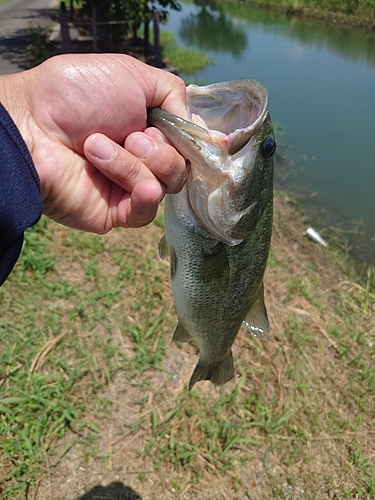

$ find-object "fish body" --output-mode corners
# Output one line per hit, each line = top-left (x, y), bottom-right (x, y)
(148, 79), (275, 389)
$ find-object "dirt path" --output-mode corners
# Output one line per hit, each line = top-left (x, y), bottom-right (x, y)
(0, 0), (57, 74)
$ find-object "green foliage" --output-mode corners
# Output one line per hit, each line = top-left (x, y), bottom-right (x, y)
(26, 25), (50, 68)
(80, 0), (181, 25)
(342, 447), (375, 497)
(239, 0), (375, 24)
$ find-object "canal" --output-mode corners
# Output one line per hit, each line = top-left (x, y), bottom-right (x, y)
(164, 1), (375, 264)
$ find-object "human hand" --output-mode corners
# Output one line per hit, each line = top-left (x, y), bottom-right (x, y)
(0, 54), (187, 232)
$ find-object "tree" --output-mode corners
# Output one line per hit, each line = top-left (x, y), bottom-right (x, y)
(143, 0), (181, 49)
(79, 0), (180, 53)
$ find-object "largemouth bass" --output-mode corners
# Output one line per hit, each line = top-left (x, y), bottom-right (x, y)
(148, 79), (275, 390)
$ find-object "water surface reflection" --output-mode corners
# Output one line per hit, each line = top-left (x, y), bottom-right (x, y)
(165, 0), (375, 264)
(179, 2), (248, 57)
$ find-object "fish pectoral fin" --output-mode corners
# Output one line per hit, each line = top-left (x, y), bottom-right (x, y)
(158, 234), (169, 259)
(172, 321), (193, 343)
(158, 235), (177, 279)
(243, 282), (270, 339)
(189, 351), (234, 390)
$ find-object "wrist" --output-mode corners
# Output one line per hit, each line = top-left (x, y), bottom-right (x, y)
(0, 71), (36, 156)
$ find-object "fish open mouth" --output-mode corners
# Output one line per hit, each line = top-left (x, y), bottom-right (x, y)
(148, 79), (269, 161)
(186, 79), (269, 138)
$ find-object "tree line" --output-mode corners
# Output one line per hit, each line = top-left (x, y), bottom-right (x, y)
(73, 0), (180, 50)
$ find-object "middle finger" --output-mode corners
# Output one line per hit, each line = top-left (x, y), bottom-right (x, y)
(125, 128), (187, 194)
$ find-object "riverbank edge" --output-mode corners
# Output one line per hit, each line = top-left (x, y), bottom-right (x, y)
(221, 0), (375, 31)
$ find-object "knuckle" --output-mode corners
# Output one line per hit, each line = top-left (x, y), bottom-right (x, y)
(125, 156), (142, 184)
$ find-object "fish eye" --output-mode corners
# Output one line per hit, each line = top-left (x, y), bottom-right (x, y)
(261, 135), (276, 159)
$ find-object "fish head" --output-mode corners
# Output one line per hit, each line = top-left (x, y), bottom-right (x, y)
(147, 79), (275, 245)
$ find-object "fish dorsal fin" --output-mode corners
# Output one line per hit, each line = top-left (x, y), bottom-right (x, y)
(158, 235), (177, 279)
(172, 321), (192, 343)
(243, 282), (270, 339)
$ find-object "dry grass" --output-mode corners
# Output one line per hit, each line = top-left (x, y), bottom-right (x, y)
(0, 193), (374, 500)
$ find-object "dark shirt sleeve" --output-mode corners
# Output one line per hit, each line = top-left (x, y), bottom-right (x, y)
(0, 102), (42, 286)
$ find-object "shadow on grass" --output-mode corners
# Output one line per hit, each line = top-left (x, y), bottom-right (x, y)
(75, 481), (142, 500)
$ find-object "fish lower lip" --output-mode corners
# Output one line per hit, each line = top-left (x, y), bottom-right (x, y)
(147, 108), (210, 138)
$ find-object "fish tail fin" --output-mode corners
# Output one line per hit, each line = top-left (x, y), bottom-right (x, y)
(189, 351), (234, 390)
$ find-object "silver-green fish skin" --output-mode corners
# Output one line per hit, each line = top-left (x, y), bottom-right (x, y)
(148, 79), (275, 390)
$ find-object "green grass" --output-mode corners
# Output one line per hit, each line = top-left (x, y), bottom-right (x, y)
(148, 27), (214, 76)
(0, 200), (374, 499)
(0, 218), (172, 497)
(163, 46), (213, 75)
(226, 0), (375, 28)
(144, 27), (176, 46)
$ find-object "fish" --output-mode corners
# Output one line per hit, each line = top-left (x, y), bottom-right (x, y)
(147, 79), (276, 390)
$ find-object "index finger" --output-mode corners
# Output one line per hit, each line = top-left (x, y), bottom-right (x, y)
(118, 55), (188, 119)
(151, 72), (188, 119)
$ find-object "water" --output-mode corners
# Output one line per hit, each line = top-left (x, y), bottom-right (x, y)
(164, 1), (375, 264)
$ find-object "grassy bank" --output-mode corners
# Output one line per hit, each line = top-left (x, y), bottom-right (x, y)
(232, 0), (375, 29)
(148, 27), (214, 76)
(0, 191), (374, 499)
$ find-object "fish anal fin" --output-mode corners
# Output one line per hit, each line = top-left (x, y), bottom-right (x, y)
(243, 282), (270, 339)
(172, 321), (192, 343)
(189, 351), (234, 390)
(158, 235), (177, 279)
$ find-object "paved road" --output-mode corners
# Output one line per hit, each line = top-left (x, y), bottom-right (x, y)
(0, 0), (58, 74)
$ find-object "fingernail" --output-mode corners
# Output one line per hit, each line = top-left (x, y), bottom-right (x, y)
(89, 135), (115, 160)
(127, 133), (153, 158)
(150, 189), (164, 206)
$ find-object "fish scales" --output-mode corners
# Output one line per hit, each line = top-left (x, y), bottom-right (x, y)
(148, 79), (275, 390)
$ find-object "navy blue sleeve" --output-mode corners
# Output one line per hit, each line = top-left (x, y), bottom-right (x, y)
(0, 103), (42, 286)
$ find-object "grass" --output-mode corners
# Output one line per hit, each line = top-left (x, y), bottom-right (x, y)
(231, 0), (375, 28)
(143, 27), (176, 47)
(148, 27), (214, 76)
(0, 219), (173, 498)
(163, 45), (213, 75)
(0, 192), (374, 499)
